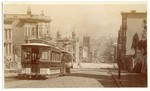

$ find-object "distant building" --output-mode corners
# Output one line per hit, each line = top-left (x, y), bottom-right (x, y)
(55, 31), (79, 63)
(79, 35), (91, 62)
(93, 50), (98, 62)
(82, 46), (89, 61)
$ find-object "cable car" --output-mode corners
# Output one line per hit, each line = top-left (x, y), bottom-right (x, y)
(18, 42), (62, 78)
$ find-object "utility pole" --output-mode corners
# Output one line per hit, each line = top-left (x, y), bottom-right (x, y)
(117, 30), (121, 79)
(118, 47), (121, 79)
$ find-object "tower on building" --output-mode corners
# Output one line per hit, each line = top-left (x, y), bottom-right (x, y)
(83, 35), (90, 48)
(83, 35), (91, 62)
(72, 28), (76, 39)
(56, 31), (61, 39)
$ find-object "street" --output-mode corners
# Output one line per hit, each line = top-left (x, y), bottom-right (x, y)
(5, 63), (119, 88)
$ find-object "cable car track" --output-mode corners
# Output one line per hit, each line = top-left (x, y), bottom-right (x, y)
(107, 63), (122, 87)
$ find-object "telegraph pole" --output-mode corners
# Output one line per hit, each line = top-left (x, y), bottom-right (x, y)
(117, 30), (121, 79)
(118, 47), (121, 79)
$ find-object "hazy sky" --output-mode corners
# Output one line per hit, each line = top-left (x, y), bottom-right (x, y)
(3, 2), (147, 39)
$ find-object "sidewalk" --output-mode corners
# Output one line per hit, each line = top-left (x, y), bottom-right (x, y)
(111, 69), (147, 87)
(4, 73), (18, 78)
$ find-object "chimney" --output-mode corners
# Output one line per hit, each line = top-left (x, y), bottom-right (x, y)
(131, 10), (136, 13)
(41, 11), (44, 16)
(27, 7), (31, 15)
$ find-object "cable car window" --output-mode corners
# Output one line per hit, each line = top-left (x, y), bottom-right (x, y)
(58, 54), (59, 61)
(58, 55), (60, 61)
(51, 53), (53, 61)
(54, 53), (56, 61)
(41, 51), (49, 60)
(54, 53), (55, 61)
(32, 53), (37, 60)
(56, 53), (57, 61)
(23, 51), (30, 60)
(55, 53), (57, 61)
(32, 53), (34, 60)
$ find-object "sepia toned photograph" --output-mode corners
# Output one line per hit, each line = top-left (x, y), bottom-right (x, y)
(3, 2), (147, 88)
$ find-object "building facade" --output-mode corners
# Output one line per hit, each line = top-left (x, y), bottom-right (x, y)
(4, 8), (52, 69)
(4, 19), (14, 69)
(118, 10), (147, 70)
(4, 8), (51, 55)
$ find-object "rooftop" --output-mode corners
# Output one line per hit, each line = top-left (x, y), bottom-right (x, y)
(121, 10), (147, 19)
(4, 14), (51, 22)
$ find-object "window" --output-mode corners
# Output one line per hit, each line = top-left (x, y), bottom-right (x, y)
(9, 43), (11, 54)
(41, 51), (49, 60)
(43, 26), (45, 35)
(55, 53), (56, 61)
(59, 54), (61, 61)
(5, 29), (7, 40)
(46, 24), (50, 35)
(51, 52), (57, 62)
(54, 53), (55, 61)
(6, 44), (8, 54)
(39, 26), (42, 36)
(53, 53), (54, 61)
(9, 29), (11, 40)
(32, 27), (34, 36)
(55, 53), (57, 61)
(52, 53), (54, 61)
(57, 54), (59, 61)
(26, 27), (28, 37)
(32, 53), (38, 60)
(52, 53), (60, 62)
(28, 27), (30, 37)
(23, 51), (31, 60)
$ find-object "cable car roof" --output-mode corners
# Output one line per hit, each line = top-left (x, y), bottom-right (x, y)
(21, 43), (51, 47)
(21, 43), (62, 53)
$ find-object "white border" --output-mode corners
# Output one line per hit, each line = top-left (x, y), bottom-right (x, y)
(1, 0), (149, 91)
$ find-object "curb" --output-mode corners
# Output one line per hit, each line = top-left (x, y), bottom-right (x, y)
(109, 70), (122, 87)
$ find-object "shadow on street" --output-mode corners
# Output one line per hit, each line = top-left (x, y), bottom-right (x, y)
(66, 70), (119, 87)
(5, 75), (48, 82)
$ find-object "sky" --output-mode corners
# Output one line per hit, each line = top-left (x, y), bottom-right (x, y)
(3, 2), (147, 39)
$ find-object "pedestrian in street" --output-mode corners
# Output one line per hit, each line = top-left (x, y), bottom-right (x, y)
(60, 53), (66, 76)
(65, 53), (72, 74)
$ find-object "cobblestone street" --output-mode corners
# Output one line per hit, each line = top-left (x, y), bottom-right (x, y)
(5, 63), (119, 88)
(5, 63), (147, 88)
